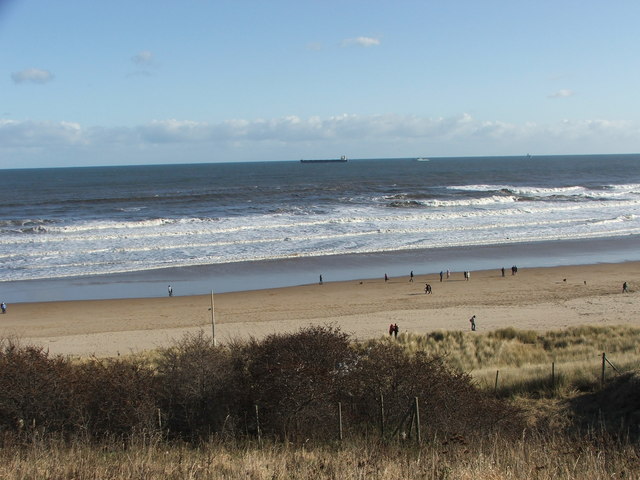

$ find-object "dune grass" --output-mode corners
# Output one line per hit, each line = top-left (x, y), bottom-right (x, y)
(1, 432), (636, 480)
(2, 325), (640, 479)
(385, 325), (640, 397)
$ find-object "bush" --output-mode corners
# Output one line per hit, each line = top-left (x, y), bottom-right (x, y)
(0, 339), (159, 441)
(0, 340), (77, 436)
(0, 326), (526, 444)
(344, 341), (523, 439)
(72, 358), (158, 439)
(155, 331), (238, 439)
(238, 325), (356, 441)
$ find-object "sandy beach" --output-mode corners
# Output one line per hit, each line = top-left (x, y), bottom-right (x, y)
(1, 262), (639, 358)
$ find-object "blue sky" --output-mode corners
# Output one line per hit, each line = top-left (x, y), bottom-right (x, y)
(2, 0), (640, 168)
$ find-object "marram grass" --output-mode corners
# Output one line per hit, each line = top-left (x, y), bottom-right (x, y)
(2, 325), (640, 479)
(1, 433), (637, 480)
(381, 325), (640, 396)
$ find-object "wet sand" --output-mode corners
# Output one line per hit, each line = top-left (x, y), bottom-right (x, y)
(1, 262), (639, 357)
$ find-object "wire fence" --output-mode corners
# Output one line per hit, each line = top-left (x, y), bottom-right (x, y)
(490, 352), (624, 395)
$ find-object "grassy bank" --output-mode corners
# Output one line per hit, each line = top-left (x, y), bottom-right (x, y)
(2, 325), (640, 479)
(1, 433), (637, 479)
(389, 325), (640, 397)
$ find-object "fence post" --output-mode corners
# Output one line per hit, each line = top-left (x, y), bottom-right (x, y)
(494, 370), (499, 394)
(338, 402), (343, 441)
(380, 393), (385, 438)
(255, 404), (262, 445)
(414, 397), (421, 445)
(601, 352), (606, 388)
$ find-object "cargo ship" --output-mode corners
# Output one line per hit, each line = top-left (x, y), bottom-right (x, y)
(300, 155), (347, 163)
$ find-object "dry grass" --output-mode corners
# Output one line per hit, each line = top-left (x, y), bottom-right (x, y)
(3, 325), (640, 479)
(0, 433), (637, 480)
(387, 325), (640, 397)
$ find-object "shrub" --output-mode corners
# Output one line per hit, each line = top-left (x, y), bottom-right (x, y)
(0, 340), (77, 436)
(344, 341), (524, 439)
(71, 358), (158, 439)
(155, 331), (237, 439)
(238, 325), (356, 441)
(0, 326), (527, 444)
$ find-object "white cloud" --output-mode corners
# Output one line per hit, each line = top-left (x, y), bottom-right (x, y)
(2, 114), (635, 148)
(1, 114), (639, 167)
(11, 68), (54, 84)
(132, 50), (154, 65)
(128, 51), (158, 79)
(341, 36), (380, 47)
(548, 89), (574, 98)
(0, 119), (84, 146)
(137, 119), (211, 143)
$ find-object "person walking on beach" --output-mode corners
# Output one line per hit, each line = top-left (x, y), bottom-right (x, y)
(623, 282), (628, 293)
(168, 285), (173, 297)
(393, 323), (399, 338)
(501, 267), (505, 277)
(319, 275), (323, 285)
(446, 269), (450, 280)
(440, 271), (443, 282)
(389, 323), (394, 336)
(469, 315), (476, 331)
(1, 302), (6, 314)
(410, 271), (414, 282)
(385, 273), (389, 282)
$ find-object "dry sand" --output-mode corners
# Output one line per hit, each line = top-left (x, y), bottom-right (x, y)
(1, 262), (639, 358)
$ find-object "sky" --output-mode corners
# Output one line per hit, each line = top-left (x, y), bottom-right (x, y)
(1, 0), (640, 169)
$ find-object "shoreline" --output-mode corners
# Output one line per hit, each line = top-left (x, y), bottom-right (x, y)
(2, 235), (640, 304)
(1, 261), (639, 358)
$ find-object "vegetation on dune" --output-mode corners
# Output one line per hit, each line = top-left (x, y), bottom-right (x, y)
(388, 325), (640, 398)
(1, 434), (639, 480)
(1, 324), (640, 479)
(0, 327), (523, 443)
(390, 325), (640, 371)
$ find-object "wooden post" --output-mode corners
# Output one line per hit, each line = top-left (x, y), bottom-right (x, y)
(338, 402), (343, 441)
(601, 352), (606, 388)
(494, 370), (499, 394)
(380, 393), (385, 438)
(210, 290), (216, 347)
(414, 397), (421, 445)
(389, 402), (414, 440)
(255, 404), (261, 445)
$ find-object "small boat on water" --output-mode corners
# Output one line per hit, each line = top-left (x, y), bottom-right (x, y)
(300, 155), (347, 163)
(416, 157), (430, 162)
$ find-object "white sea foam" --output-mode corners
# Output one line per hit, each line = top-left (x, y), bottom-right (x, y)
(425, 195), (519, 207)
(448, 183), (640, 200)
(4, 197), (640, 282)
(3, 158), (640, 282)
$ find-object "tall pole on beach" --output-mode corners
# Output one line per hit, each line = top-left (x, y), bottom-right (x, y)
(211, 290), (216, 347)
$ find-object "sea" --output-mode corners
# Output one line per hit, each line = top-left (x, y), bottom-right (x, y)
(2, 154), (640, 302)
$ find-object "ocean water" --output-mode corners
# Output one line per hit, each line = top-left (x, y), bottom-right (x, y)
(2, 154), (640, 300)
